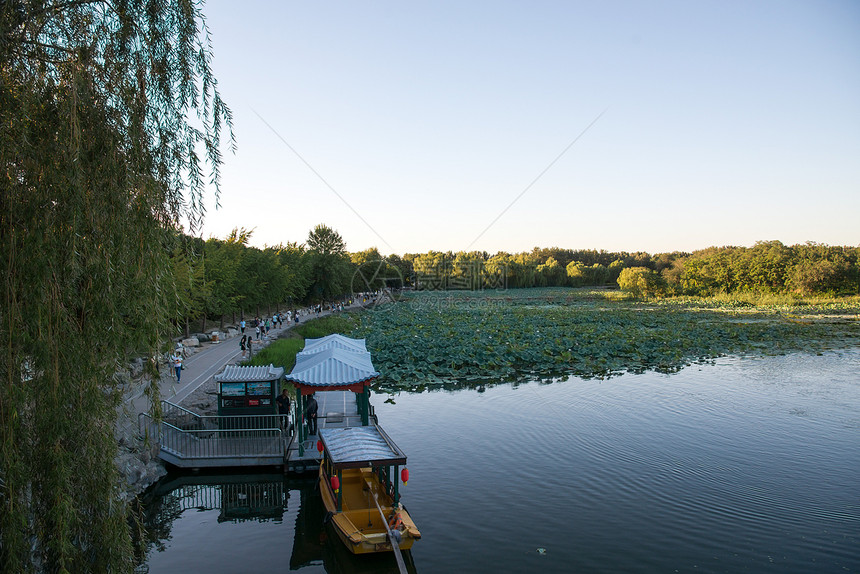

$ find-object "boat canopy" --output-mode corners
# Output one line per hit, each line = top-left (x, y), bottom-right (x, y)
(215, 364), (284, 382)
(286, 335), (379, 393)
(319, 426), (406, 470)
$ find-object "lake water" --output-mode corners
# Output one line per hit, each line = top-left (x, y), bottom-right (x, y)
(138, 350), (860, 573)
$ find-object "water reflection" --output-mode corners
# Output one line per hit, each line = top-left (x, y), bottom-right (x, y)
(138, 352), (860, 573)
(138, 472), (417, 574)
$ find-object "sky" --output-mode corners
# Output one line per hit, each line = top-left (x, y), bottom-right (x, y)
(196, 0), (860, 256)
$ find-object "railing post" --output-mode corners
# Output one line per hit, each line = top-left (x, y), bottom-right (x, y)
(361, 386), (370, 426)
(297, 393), (305, 456)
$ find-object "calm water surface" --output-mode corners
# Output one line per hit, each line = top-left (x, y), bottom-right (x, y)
(140, 351), (860, 573)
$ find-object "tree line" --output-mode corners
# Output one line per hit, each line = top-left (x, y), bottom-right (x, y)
(172, 225), (404, 333)
(178, 237), (859, 334)
(383, 242), (857, 297)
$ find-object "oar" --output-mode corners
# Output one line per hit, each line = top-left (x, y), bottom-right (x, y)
(370, 488), (407, 574)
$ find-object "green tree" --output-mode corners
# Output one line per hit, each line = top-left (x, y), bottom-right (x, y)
(203, 237), (243, 326)
(607, 259), (625, 284)
(222, 228), (257, 317)
(451, 251), (485, 290)
(0, 2), (231, 571)
(385, 253), (412, 288)
(274, 242), (311, 303)
(789, 243), (858, 295)
(566, 261), (588, 286)
(172, 237), (212, 336)
(589, 263), (610, 285)
(618, 267), (665, 297)
(484, 252), (513, 289)
(306, 224), (351, 301)
(511, 252), (539, 287)
(238, 246), (271, 315)
(413, 251), (452, 290)
(352, 248), (405, 291)
(536, 257), (566, 286)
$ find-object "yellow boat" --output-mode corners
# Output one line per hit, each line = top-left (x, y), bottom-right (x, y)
(318, 426), (421, 554)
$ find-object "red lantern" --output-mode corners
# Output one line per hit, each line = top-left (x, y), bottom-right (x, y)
(401, 468), (409, 486)
(330, 475), (340, 494)
(316, 440), (323, 454)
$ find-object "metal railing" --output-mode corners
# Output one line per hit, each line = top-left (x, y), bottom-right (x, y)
(139, 400), (290, 463)
(160, 400), (291, 431)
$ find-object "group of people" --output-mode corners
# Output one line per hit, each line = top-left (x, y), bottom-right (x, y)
(238, 312), (303, 341)
(238, 334), (253, 357)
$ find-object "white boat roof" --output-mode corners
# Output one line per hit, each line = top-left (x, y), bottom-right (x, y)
(214, 364), (284, 382)
(319, 426), (406, 469)
(286, 346), (379, 387)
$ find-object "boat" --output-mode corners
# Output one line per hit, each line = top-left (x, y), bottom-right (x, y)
(317, 425), (421, 554)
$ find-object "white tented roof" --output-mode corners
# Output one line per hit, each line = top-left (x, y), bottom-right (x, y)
(301, 333), (368, 355)
(215, 364), (284, 382)
(286, 342), (378, 387)
(319, 426), (406, 469)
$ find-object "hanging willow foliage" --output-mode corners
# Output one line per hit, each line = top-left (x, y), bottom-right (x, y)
(0, 1), (233, 571)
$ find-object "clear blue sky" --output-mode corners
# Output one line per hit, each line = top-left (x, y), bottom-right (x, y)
(197, 0), (860, 256)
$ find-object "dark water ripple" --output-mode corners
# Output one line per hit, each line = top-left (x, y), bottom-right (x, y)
(143, 350), (860, 574)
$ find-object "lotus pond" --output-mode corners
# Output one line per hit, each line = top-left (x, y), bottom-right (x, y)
(348, 288), (860, 391)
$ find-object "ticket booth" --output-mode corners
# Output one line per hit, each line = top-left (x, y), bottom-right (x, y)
(215, 364), (285, 418)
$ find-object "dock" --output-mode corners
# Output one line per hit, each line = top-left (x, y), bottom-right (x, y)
(139, 401), (290, 468)
(285, 390), (376, 474)
(140, 390), (375, 472)
(141, 334), (380, 473)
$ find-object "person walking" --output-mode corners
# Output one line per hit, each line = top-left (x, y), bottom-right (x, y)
(240, 319), (246, 334)
(239, 335), (247, 358)
(304, 393), (318, 435)
(171, 351), (183, 382)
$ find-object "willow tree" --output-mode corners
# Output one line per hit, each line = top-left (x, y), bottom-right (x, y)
(1, 2), (232, 572)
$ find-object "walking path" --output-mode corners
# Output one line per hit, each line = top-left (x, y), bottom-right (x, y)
(119, 303), (367, 438)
